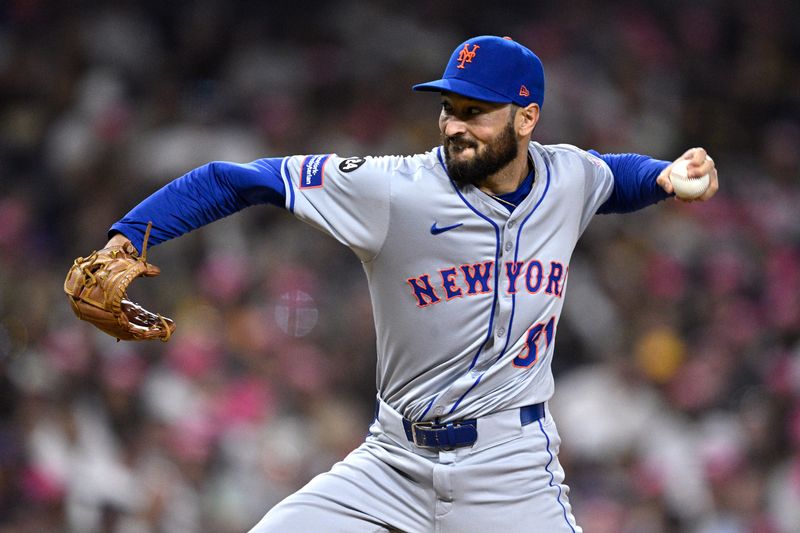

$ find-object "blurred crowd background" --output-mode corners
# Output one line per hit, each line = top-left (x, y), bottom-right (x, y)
(1, 0), (799, 531)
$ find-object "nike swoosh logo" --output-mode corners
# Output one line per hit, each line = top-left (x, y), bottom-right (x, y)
(430, 222), (463, 235)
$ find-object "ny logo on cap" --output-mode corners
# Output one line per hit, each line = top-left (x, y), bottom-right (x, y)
(456, 44), (480, 69)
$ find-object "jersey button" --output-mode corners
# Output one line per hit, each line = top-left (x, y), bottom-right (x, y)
(496, 328), (506, 337)
(504, 242), (513, 252)
(508, 220), (515, 229)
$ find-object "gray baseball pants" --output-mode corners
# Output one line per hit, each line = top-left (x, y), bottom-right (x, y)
(250, 398), (581, 532)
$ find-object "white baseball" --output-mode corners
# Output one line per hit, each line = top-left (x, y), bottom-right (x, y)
(669, 158), (709, 200)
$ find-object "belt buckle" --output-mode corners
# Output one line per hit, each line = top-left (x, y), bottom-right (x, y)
(410, 421), (437, 449)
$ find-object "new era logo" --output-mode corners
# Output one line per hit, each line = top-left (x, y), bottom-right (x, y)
(519, 85), (530, 97)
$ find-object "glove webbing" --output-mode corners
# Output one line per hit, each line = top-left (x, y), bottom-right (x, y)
(127, 221), (173, 342)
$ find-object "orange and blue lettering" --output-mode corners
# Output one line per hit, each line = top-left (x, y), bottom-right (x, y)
(525, 260), (544, 293)
(545, 261), (564, 296)
(407, 275), (441, 308)
(460, 261), (493, 295)
(505, 261), (524, 294)
(513, 316), (556, 368)
(439, 267), (463, 300)
(405, 258), (568, 309)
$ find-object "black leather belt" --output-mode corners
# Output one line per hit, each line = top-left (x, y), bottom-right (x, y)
(401, 403), (545, 450)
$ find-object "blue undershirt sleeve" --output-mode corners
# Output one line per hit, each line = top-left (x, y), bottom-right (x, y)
(109, 158), (286, 253)
(591, 151), (672, 214)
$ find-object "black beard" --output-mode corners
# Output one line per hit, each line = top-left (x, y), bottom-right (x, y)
(443, 121), (518, 187)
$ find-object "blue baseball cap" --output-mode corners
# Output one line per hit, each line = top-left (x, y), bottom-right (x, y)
(413, 35), (545, 107)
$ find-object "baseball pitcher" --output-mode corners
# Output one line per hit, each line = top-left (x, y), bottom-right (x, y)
(65, 36), (718, 532)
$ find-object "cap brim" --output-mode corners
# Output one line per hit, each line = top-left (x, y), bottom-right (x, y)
(412, 78), (512, 104)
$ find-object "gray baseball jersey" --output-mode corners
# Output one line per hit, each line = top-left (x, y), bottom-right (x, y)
(280, 142), (611, 422)
(249, 141), (610, 532)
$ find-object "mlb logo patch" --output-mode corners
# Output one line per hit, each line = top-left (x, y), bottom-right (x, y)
(299, 154), (331, 189)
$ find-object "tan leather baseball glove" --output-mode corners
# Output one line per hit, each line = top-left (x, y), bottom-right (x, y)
(64, 223), (175, 341)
